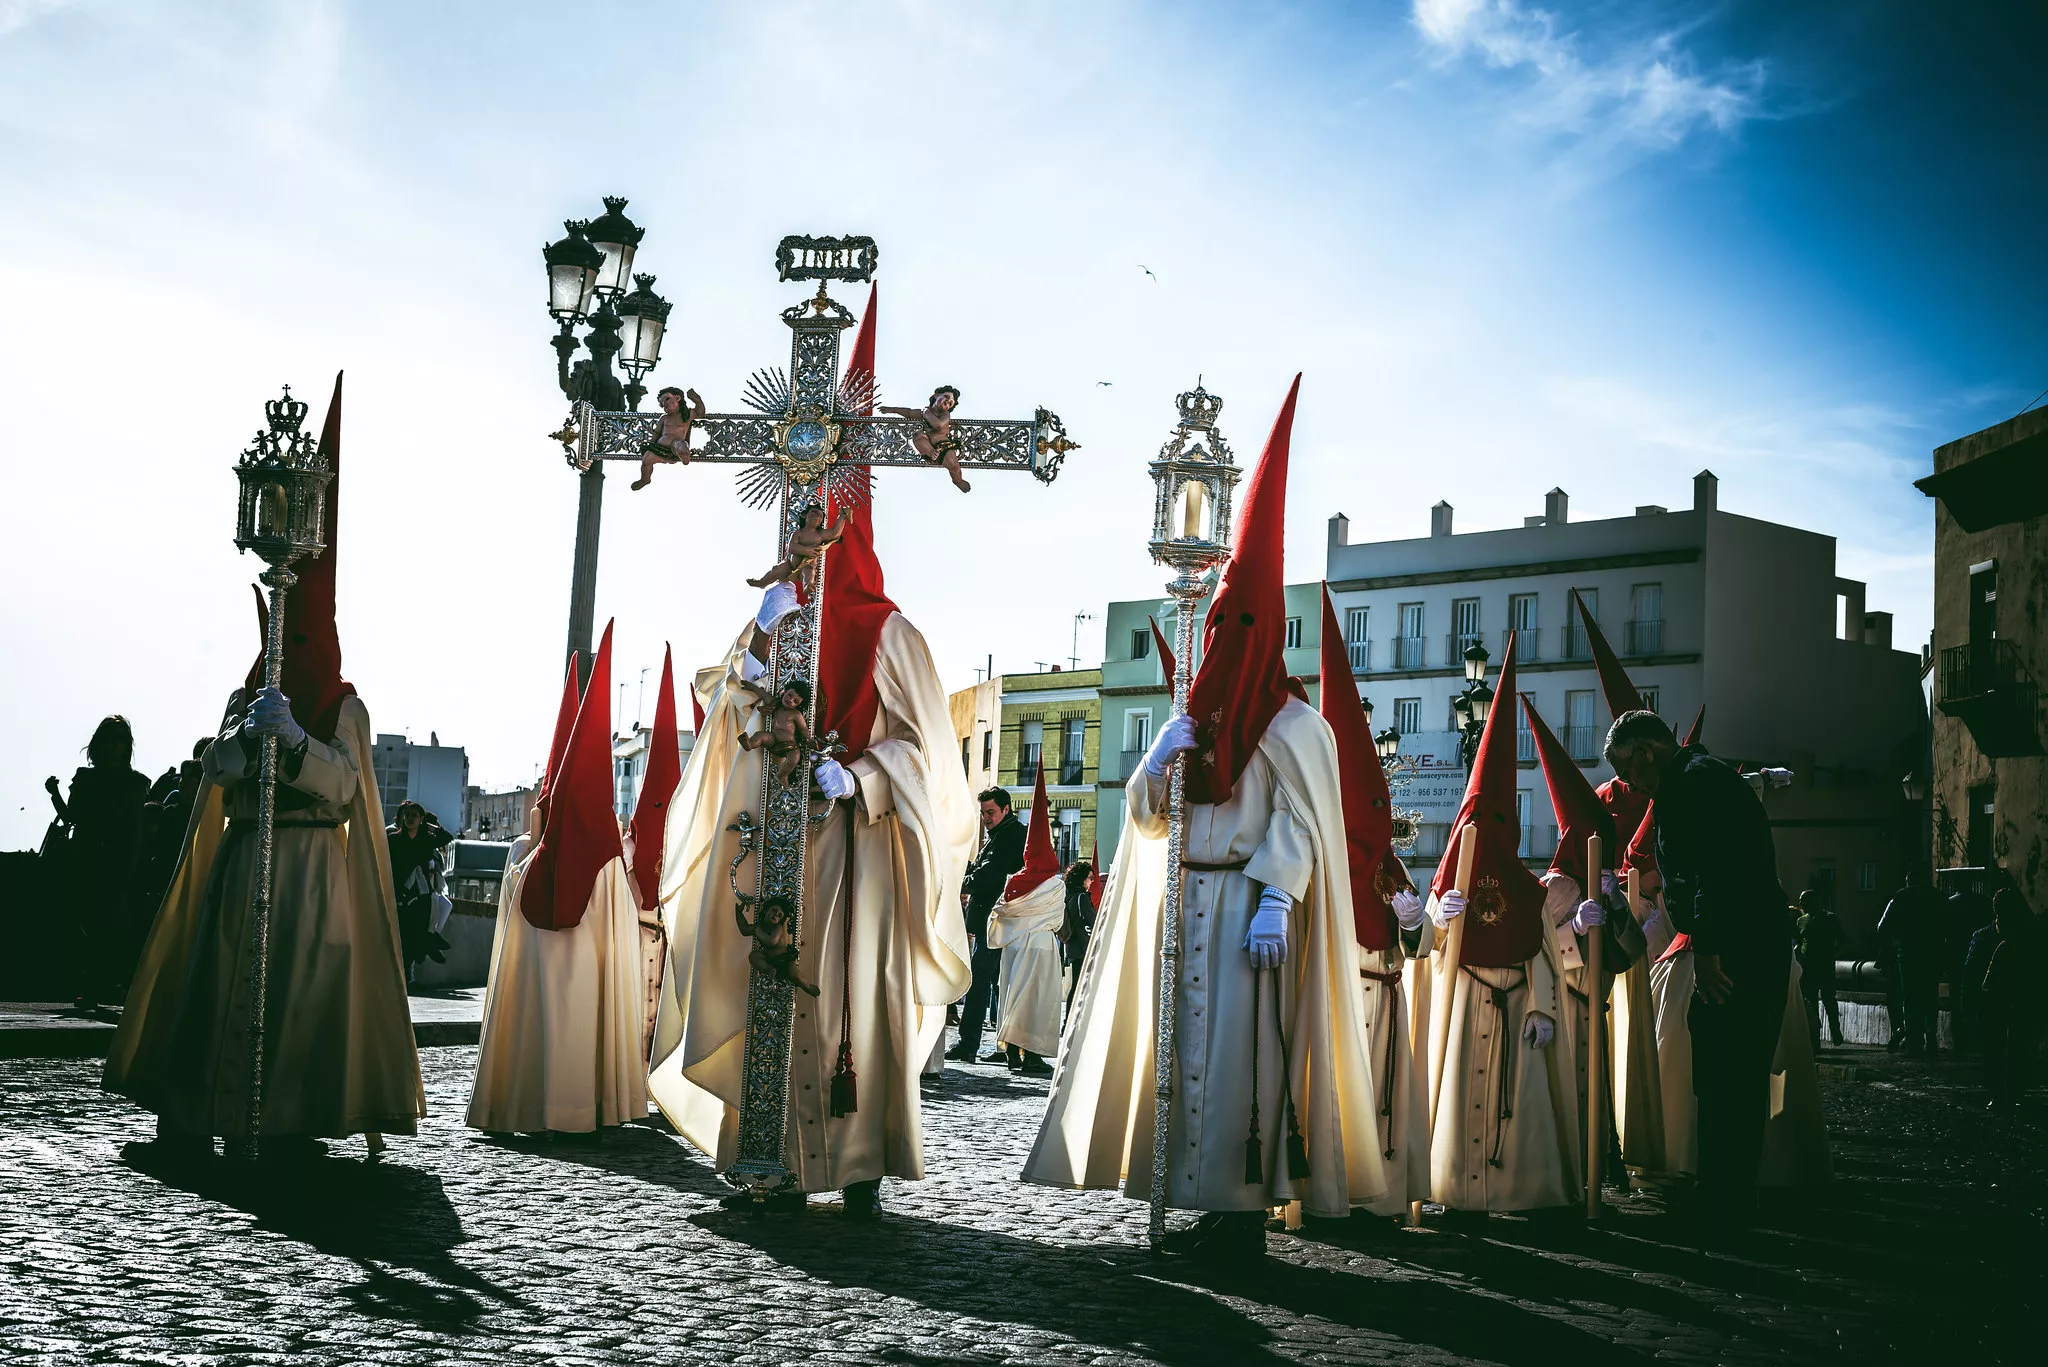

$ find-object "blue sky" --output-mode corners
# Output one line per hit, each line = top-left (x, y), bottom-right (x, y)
(1, 0), (2041, 844)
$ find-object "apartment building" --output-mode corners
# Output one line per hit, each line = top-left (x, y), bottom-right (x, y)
(1326, 471), (1927, 948)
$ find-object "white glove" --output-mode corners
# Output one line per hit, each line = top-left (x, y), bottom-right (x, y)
(1244, 884), (1290, 969)
(1571, 898), (1607, 936)
(1431, 889), (1466, 929)
(1391, 889), (1426, 931)
(1522, 1012), (1556, 1049)
(755, 582), (801, 633)
(814, 757), (855, 801)
(244, 685), (306, 748)
(1142, 714), (1199, 780)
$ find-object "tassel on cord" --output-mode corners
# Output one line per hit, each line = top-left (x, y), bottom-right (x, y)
(1245, 969), (1266, 1184)
(829, 806), (859, 1118)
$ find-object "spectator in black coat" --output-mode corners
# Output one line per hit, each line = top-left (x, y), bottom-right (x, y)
(946, 787), (1025, 1062)
(1606, 710), (1790, 1229)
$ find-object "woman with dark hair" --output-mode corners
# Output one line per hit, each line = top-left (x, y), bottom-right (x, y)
(1061, 860), (1096, 1015)
(44, 715), (150, 1010)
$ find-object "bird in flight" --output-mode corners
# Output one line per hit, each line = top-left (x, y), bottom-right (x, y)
(1138, 265), (1157, 281)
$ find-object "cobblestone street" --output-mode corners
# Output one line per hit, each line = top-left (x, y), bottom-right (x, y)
(1, 1043), (2037, 1366)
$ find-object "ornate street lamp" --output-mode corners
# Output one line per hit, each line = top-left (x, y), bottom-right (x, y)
(1142, 381), (1239, 1251)
(543, 197), (662, 687)
(229, 384), (333, 1161)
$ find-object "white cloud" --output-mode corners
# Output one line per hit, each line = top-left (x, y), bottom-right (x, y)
(1412, 0), (1765, 148)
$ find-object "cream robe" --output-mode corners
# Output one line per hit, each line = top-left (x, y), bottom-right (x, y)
(1359, 938), (1431, 1216)
(647, 613), (974, 1192)
(988, 874), (1065, 1059)
(1423, 885), (1581, 1212)
(1542, 873), (1664, 1174)
(1024, 697), (1386, 1219)
(466, 823), (649, 1134)
(105, 696), (424, 1138)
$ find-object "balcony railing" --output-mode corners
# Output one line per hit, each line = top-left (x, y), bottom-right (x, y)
(1559, 624), (1590, 660)
(1392, 636), (1426, 670)
(1017, 742), (1042, 784)
(1564, 725), (1602, 762)
(1623, 618), (1663, 656)
(1503, 628), (1540, 662)
(1347, 639), (1370, 670)
(1938, 640), (2044, 758)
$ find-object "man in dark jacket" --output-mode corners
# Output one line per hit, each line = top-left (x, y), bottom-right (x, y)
(946, 787), (1026, 1063)
(1607, 711), (1790, 1228)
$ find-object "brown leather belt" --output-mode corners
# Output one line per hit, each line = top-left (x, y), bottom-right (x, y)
(1182, 857), (1250, 872)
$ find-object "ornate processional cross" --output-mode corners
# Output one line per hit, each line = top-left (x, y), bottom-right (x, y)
(559, 235), (1077, 1197)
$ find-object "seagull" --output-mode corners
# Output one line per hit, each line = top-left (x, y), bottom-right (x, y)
(1138, 265), (1157, 281)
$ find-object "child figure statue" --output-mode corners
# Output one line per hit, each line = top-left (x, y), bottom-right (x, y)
(738, 676), (814, 789)
(632, 385), (706, 490)
(880, 385), (970, 493)
(748, 502), (852, 590)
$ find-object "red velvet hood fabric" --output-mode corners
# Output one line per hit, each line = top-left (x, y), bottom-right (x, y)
(1005, 759), (1060, 902)
(1184, 374), (1301, 806)
(1320, 587), (1397, 950)
(245, 374), (355, 742)
(1570, 587), (1643, 719)
(815, 284), (897, 763)
(1524, 694), (1616, 890)
(629, 645), (682, 912)
(1429, 638), (1545, 967)
(522, 620), (624, 930)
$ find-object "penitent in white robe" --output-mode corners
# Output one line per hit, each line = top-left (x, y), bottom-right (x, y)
(1423, 886), (1581, 1212)
(1024, 698), (1386, 1219)
(1542, 873), (1664, 1176)
(988, 874), (1065, 1059)
(466, 816), (649, 1134)
(106, 696), (424, 1139)
(648, 613), (974, 1193)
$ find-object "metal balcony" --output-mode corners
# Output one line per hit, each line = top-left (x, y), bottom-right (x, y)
(1623, 619), (1663, 656)
(1938, 641), (2043, 758)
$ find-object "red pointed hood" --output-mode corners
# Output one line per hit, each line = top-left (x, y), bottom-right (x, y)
(1571, 588), (1643, 718)
(1086, 836), (1105, 907)
(1523, 695), (1615, 891)
(1004, 758), (1060, 902)
(1149, 615), (1176, 685)
(816, 284), (899, 762)
(1682, 704), (1705, 748)
(1430, 637), (1545, 966)
(1320, 587), (1397, 950)
(629, 645), (682, 911)
(246, 373), (355, 742)
(522, 619), (624, 930)
(1184, 375), (1300, 806)
(1624, 801), (1659, 875)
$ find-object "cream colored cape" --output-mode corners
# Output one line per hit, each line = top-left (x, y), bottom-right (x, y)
(105, 695), (424, 1138)
(1023, 697), (1386, 1219)
(1422, 883), (1581, 1211)
(988, 873), (1066, 1059)
(466, 817), (648, 1133)
(647, 613), (974, 1190)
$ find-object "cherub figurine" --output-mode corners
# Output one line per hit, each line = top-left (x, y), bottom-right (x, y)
(735, 895), (819, 998)
(632, 385), (706, 491)
(738, 676), (813, 788)
(880, 385), (969, 492)
(748, 502), (851, 589)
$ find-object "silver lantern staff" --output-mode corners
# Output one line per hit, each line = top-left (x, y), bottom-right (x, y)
(229, 386), (334, 1161)
(1142, 383), (1240, 1250)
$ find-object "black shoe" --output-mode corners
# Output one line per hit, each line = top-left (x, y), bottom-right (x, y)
(1019, 1053), (1054, 1077)
(720, 1188), (806, 1214)
(843, 1179), (883, 1220)
(1160, 1211), (1265, 1262)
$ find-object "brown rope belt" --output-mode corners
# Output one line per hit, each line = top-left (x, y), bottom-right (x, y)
(1360, 966), (1403, 1157)
(1461, 963), (1528, 1169)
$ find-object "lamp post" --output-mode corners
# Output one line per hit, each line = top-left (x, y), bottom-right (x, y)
(1453, 640), (1494, 770)
(543, 198), (671, 687)
(1142, 382), (1239, 1250)
(229, 385), (334, 1161)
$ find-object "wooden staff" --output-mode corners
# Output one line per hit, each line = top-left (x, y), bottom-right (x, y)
(1427, 822), (1478, 1131)
(1584, 832), (1605, 1220)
